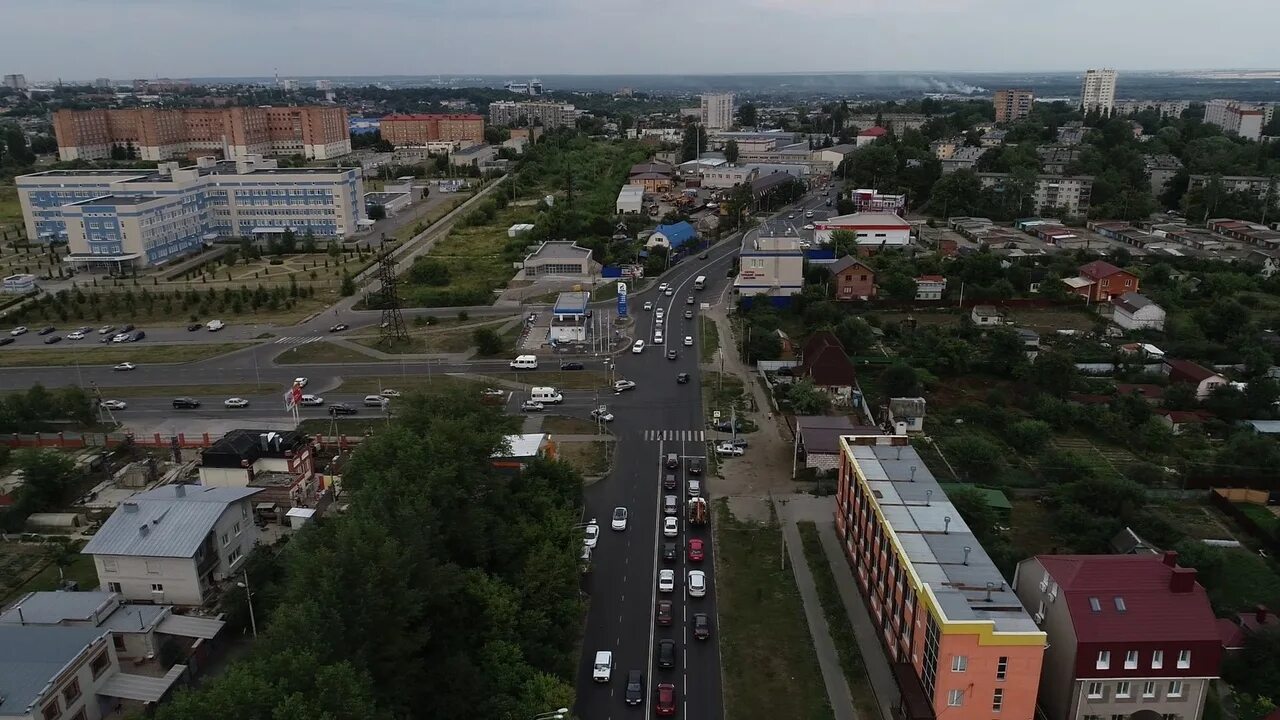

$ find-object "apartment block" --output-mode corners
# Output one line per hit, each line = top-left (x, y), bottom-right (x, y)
(994, 89), (1034, 124)
(834, 435), (1046, 720)
(3, 73), (26, 90)
(17, 155), (364, 266)
(488, 101), (577, 129)
(1114, 100), (1190, 117)
(1188, 174), (1278, 201)
(1013, 553), (1220, 720)
(1144, 155), (1184, 195)
(53, 106), (351, 162)
(379, 113), (484, 145)
(977, 173), (1094, 217)
(1203, 99), (1265, 141)
(701, 93), (735, 130)
(1081, 69), (1118, 114)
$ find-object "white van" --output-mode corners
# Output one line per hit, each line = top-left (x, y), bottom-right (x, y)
(593, 650), (613, 682)
(509, 354), (539, 369)
(206, 319), (225, 331)
(299, 394), (324, 406)
(530, 386), (563, 404)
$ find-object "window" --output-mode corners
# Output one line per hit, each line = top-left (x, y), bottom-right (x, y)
(951, 655), (968, 672)
(1116, 682), (1131, 699)
(150, 583), (164, 592)
(68, 710), (87, 720)
(228, 547), (242, 564)
(1087, 682), (1104, 699)
(62, 678), (81, 704)
(233, 521), (241, 535)
(113, 634), (126, 651)
(1152, 650), (1164, 669)
(42, 701), (60, 720)
(89, 649), (110, 678)
(996, 656), (1008, 681)
(1125, 650), (1138, 669)
(1114, 597), (1127, 612)
(144, 560), (161, 575)
(1177, 650), (1190, 669)
(1089, 597), (1101, 612)
(107, 582), (121, 593)
(1096, 650), (1111, 669)
(948, 689), (964, 707)
(221, 532), (230, 546)
(102, 558), (118, 573)
(1168, 681), (1183, 698)
(992, 688), (1004, 712)
(1143, 682), (1157, 698)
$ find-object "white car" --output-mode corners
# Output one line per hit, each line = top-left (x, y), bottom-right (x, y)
(631, 340), (645, 354)
(655, 308), (664, 320)
(658, 569), (675, 593)
(590, 406), (615, 423)
(805, 210), (815, 218)
(99, 399), (127, 411)
(113, 362), (136, 371)
(9, 326), (27, 336)
(224, 397), (250, 408)
(643, 301), (654, 311)
(521, 400), (545, 412)
(716, 442), (746, 457)
(380, 389), (401, 398)
(683, 336), (693, 346)
(300, 394), (325, 406)
(663, 516), (679, 537)
(688, 570), (707, 597)
(111, 333), (131, 343)
(611, 506), (628, 531)
(613, 379), (636, 393)
(658, 283), (669, 293)
(97, 325), (115, 335)
(664, 288), (674, 296)
(655, 317), (664, 329)
(804, 223), (815, 231)
(481, 387), (506, 398)
(293, 377), (308, 387)
(584, 520), (600, 549)
(67, 331), (85, 340)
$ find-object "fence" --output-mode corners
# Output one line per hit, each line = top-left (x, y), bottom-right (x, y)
(1209, 488), (1280, 555)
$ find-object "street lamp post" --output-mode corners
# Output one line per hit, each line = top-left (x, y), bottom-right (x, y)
(531, 709), (569, 720)
(236, 569), (258, 639)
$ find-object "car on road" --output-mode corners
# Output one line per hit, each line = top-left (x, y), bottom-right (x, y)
(653, 330), (663, 344)
(826, 199), (833, 206)
(613, 379), (636, 393)
(662, 542), (677, 562)
(328, 403), (357, 416)
(686, 295), (694, 305)
(380, 389), (402, 398)
(111, 333), (131, 343)
(363, 395), (389, 407)
(44, 336), (62, 344)
(663, 516), (679, 537)
(559, 361), (584, 370)
(10, 326), (28, 336)
(67, 331), (85, 340)
(643, 301), (653, 311)
(97, 325), (115, 335)
(172, 397), (200, 409)
(713, 419), (748, 433)
(521, 400), (545, 412)
(611, 506), (628, 531)
(658, 568), (675, 593)
(698, 251), (709, 259)
(38, 326), (56, 335)
(329, 323), (348, 332)
(132, 330), (146, 342)
(583, 520), (600, 548)
(655, 317), (663, 329)
(806, 210), (815, 218)
(683, 335), (694, 346)
(656, 599), (673, 626)
(688, 457), (703, 475)
(654, 307), (664, 320)
(688, 538), (705, 562)
(666, 349), (677, 360)
(657, 639), (676, 669)
(592, 651), (613, 683)
(206, 320), (225, 332)
(722, 437), (749, 449)
(677, 372), (690, 384)
(0, 337), (13, 346)
(664, 494), (678, 515)
(300, 394), (324, 406)
(481, 387), (506, 398)
(631, 340), (645, 354)
(624, 671), (644, 706)
(688, 570), (707, 597)
(113, 362), (137, 371)
(663, 288), (674, 296)
(655, 683), (677, 716)
(224, 397), (250, 408)
(683, 310), (693, 320)
(590, 406), (614, 422)
(693, 613), (711, 640)
(664, 473), (677, 491)
(787, 213), (796, 219)
(658, 282), (669, 293)
(99, 400), (127, 411)
(293, 377), (308, 387)
(716, 442), (746, 457)
(187, 322), (203, 331)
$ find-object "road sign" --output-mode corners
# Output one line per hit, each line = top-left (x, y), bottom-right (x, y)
(713, 411), (721, 419)
(616, 282), (628, 318)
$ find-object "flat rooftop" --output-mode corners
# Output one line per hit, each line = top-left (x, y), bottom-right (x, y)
(527, 241), (591, 261)
(69, 194), (163, 206)
(364, 192), (408, 204)
(843, 436), (1039, 633)
(553, 291), (590, 314)
(26, 161), (356, 186)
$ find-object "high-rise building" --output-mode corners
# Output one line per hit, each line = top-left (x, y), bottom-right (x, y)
(1204, 99), (1265, 141)
(834, 435), (1046, 720)
(488, 101), (576, 129)
(52, 106), (351, 162)
(1080, 69), (1118, 114)
(315, 79), (331, 91)
(700, 93), (735, 130)
(379, 114), (485, 145)
(993, 89), (1034, 124)
(2, 74), (27, 90)
(93, 77), (112, 89)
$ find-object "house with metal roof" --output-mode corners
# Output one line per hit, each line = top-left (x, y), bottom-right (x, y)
(647, 221), (697, 250)
(199, 429), (319, 509)
(81, 484), (263, 606)
(1111, 292), (1166, 331)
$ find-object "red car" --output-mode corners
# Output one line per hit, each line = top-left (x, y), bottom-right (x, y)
(687, 538), (705, 562)
(656, 683), (677, 716)
(656, 599), (673, 626)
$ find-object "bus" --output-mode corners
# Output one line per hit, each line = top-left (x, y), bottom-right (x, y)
(694, 275), (707, 291)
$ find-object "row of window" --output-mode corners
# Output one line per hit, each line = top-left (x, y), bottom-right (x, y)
(943, 687), (1004, 712)
(1096, 649), (1190, 670)
(1086, 680), (1186, 700)
(40, 649), (109, 720)
(949, 654), (1009, 681)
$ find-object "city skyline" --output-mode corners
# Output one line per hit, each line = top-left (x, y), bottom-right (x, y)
(3, 0), (1278, 79)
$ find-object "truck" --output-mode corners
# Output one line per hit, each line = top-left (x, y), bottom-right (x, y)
(687, 497), (708, 526)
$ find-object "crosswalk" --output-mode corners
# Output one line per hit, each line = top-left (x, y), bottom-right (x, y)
(273, 336), (322, 346)
(644, 429), (706, 442)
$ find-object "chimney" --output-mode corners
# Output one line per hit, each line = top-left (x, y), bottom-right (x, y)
(1256, 605), (1270, 624)
(123, 502), (138, 513)
(1169, 566), (1196, 593)
(1162, 550), (1179, 567)
(175, 484), (185, 498)
(138, 524), (150, 537)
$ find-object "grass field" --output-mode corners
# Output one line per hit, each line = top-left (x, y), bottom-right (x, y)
(350, 318), (518, 355)
(4, 553), (98, 600)
(543, 415), (604, 435)
(556, 441), (609, 476)
(401, 204), (532, 307)
(798, 522), (881, 720)
(700, 315), (721, 362)
(273, 341), (376, 364)
(0, 184), (21, 231)
(1236, 502), (1280, 538)
(0, 342), (255, 368)
(716, 501), (834, 720)
(391, 195), (468, 243)
(297, 417), (389, 436)
(8, 290), (336, 327)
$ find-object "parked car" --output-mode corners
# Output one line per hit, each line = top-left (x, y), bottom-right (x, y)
(329, 323), (348, 332)
(716, 442), (746, 457)
(0, 337), (13, 346)
(132, 330), (146, 341)
(99, 400), (127, 411)
(687, 538), (705, 562)
(224, 397), (250, 408)
(293, 377), (309, 387)
(481, 387), (506, 398)
(67, 331), (85, 340)
(380, 389), (401, 398)
(328, 403), (358, 416)
(662, 542), (677, 562)
(43, 335), (62, 344)
(10, 326), (28, 336)
(590, 406), (615, 422)
(713, 419), (747, 432)
(663, 516), (679, 537)
(688, 457), (703, 475)
(171, 397), (200, 409)
(664, 494), (678, 515)
(584, 520), (600, 549)
(521, 400), (545, 412)
(97, 325), (115, 335)
(559, 361), (584, 370)
(187, 322), (203, 331)
(113, 362), (136, 371)
(37, 326), (55, 335)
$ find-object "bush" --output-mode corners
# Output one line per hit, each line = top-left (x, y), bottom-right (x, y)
(473, 327), (504, 356)
(1006, 419), (1052, 454)
(268, 259), (284, 266)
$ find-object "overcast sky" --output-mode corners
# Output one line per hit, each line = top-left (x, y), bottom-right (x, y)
(5, 0), (1278, 80)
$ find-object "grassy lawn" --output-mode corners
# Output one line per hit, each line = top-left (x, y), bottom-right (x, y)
(0, 184), (22, 230)
(273, 341), (376, 364)
(7, 290), (337, 327)
(350, 318), (516, 355)
(700, 315), (721, 362)
(1008, 499), (1060, 556)
(798, 522), (881, 720)
(702, 371), (755, 429)
(1236, 503), (1280, 538)
(555, 441), (609, 476)
(716, 501), (835, 720)
(401, 204), (532, 307)
(543, 415), (604, 435)
(0, 342), (254, 367)
(4, 553), (99, 600)
(1193, 546), (1280, 611)
(297, 417), (389, 436)
(391, 195), (468, 243)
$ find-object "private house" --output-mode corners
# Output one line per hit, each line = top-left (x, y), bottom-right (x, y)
(827, 256), (877, 301)
(796, 331), (858, 405)
(1012, 552), (1221, 720)
(1163, 359), (1227, 400)
(1155, 409), (1215, 434)
(81, 485), (262, 606)
(1065, 261), (1140, 302)
(1109, 526), (1160, 555)
(888, 397), (927, 433)
(1111, 292), (1166, 331)
(199, 429), (320, 509)
(647, 221), (697, 251)
(970, 305), (1005, 326)
(628, 161), (674, 192)
(791, 415), (882, 477)
(855, 126), (888, 147)
(914, 275), (947, 301)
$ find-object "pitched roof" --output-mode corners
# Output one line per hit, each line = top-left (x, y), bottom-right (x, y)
(798, 331), (856, 387)
(0, 625), (110, 714)
(81, 485), (261, 559)
(795, 415), (859, 454)
(859, 126), (888, 137)
(1165, 358), (1222, 384)
(915, 274), (946, 283)
(653, 221), (696, 247)
(1112, 291), (1158, 314)
(828, 255), (873, 275)
(1078, 260), (1128, 280)
(1036, 554), (1219, 644)
(889, 397), (927, 417)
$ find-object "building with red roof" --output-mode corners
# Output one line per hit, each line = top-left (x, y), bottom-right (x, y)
(1064, 260), (1140, 302)
(1013, 552), (1221, 720)
(1163, 359), (1227, 400)
(856, 126), (889, 147)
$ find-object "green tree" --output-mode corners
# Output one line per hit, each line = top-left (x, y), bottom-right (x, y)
(367, 204), (387, 221)
(737, 102), (758, 128)
(339, 272), (355, 297)
(1006, 419), (1052, 454)
(882, 362), (921, 397)
(787, 379), (831, 415)
(947, 485), (1000, 541)
(680, 124), (708, 163)
(473, 327), (504, 356)
(1030, 350), (1077, 398)
(724, 139), (739, 164)
(941, 435), (1004, 481)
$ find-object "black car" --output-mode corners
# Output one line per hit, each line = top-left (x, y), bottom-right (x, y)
(693, 613), (711, 640)
(666, 349), (678, 360)
(657, 639), (676, 669)
(559, 361), (584, 370)
(662, 542), (677, 562)
(328, 403), (358, 416)
(37, 326), (55, 335)
(172, 397), (201, 409)
(0, 337), (13, 347)
(688, 457), (703, 475)
(698, 251), (709, 260)
(187, 323), (202, 331)
(676, 372), (690, 384)
(43, 335), (62, 344)
(624, 671), (644, 706)
(664, 473), (677, 491)
(714, 419), (747, 433)
(132, 330), (146, 341)
(121, 324), (135, 333)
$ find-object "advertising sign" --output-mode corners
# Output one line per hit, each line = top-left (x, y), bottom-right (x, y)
(616, 282), (628, 318)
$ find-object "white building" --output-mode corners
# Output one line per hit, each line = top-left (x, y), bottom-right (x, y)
(1111, 292), (1166, 331)
(814, 212), (911, 249)
(3, 73), (27, 90)
(1081, 69), (1118, 113)
(734, 232), (803, 299)
(915, 275), (947, 301)
(2, 273), (36, 294)
(700, 165), (757, 189)
(81, 484), (263, 606)
(888, 397), (927, 433)
(700, 93), (735, 131)
(810, 144), (857, 172)
(1204, 99), (1265, 141)
(616, 184), (645, 214)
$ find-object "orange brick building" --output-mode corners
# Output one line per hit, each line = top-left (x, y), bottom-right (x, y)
(379, 113), (484, 146)
(53, 106), (351, 161)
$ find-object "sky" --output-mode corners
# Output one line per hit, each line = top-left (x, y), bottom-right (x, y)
(4, 0), (1278, 80)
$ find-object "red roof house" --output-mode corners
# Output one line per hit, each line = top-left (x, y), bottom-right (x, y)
(1065, 260), (1140, 302)
(855, 126), (888, 147)
(1163, 359), (1227, 400)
